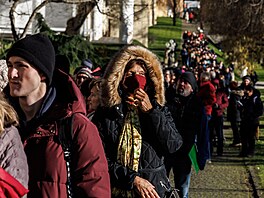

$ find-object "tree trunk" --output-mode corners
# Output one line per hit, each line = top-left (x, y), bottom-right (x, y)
(119, 0), (134, 44)
(173, 0), (176, 26)
(20, 0), (49, 39)
(65, 2), (96, 36)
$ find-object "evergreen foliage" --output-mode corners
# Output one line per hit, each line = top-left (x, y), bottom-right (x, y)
(35, 13), (104, 73)
(200, 0), (264, 71)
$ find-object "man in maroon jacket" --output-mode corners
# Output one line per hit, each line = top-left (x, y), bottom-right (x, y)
(197, 71), (216, 162)
(209, 78), (229, 156)
(5, 33), (110, 197)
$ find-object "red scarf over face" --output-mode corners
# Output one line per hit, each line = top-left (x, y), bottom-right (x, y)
(124, 74), (146, 94)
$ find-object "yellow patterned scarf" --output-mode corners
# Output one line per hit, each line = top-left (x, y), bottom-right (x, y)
(112, 105), (142, 197)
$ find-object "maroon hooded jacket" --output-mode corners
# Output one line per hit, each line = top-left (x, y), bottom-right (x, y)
(5, 69), (110, 197)
(197, 80), (216, 116)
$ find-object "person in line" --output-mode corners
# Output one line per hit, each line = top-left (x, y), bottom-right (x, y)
(198, 72), (216, 118)
(0, 93), (28, 198)
(240, 75), (251, 88)
(74, 66), (94, 88)
(239, 75), (261, 140)
(209, 78), (229, 156)
(239, 85), (263, 157)
(197, 71), (216, 162)
(93, 45), (183, 198)
(86, 78), (102, 120)
(79, 77), (95, 114)
(165, 71), (206, 198)
(227, 81), (243, 147)
(4, 33), (110, 197)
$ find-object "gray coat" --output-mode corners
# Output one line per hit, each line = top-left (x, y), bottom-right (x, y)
(0, 126), (28, 188)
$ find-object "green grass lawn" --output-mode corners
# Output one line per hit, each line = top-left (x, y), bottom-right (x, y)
(255, 68), (264, 81)
(255, 69), (264, 187)
(148, 17), (182, 61)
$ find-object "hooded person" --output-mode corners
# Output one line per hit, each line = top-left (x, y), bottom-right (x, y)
(165, 71), (208, 198)
(92, 45), (183, 198)
(4, 33), (110, 197)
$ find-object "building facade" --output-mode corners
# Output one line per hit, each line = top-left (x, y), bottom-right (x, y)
(0, 0), (167, 46)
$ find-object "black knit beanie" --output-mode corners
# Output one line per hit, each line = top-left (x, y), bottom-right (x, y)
(180, 71), (198, 92)
(242, 75), (251, 82)
(6, 33), (55, 86)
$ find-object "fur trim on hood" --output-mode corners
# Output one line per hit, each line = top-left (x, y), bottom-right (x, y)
(101, 45), (165, 107)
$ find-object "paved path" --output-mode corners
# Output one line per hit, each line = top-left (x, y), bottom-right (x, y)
(173, 18), (264, 198)
(189, 134), (264, 198)
(168, 130), (264, 198)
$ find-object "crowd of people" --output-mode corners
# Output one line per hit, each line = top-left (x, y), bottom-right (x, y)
(163, 28), (263, 196)
(0, 29), (263, 198)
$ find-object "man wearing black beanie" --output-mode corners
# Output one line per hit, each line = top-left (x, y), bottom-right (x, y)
(165, 71), (208, 198)
(6, 33), (55, 86)
(4, 33), (110, 197)
(180, 71), (198, 93)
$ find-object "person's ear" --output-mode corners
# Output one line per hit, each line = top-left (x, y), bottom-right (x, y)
(40, 73), (47, 82)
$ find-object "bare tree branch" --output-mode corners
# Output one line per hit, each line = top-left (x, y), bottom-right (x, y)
(9, 0), (20, 41)
(65, 1), (96, 35)
(20, 0), (50, 39)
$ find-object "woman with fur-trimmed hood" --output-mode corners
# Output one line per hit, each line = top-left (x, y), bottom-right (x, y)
(93, 45), (182, 197)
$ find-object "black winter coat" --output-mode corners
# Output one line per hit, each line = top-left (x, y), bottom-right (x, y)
(166, 93), (205, 158)
(227, 89), (243, 122)
(93, 101), (182, 196)
(240, 90), (263, 124)
(94, 45), (183, 197)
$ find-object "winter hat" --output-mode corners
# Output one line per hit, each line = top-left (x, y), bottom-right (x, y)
(242, 75), (251, 82)
(6, 33), (55, 86)
(179, 71), (198, 91)
(81, 59), (93, 70)
(76, 67), (93, 79)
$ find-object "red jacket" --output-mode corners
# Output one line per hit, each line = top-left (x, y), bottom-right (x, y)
(5, 69), (110, 198)
(0, 167), (28, 198)
(212, 89), (229, 117)
(197, 81), (216, 116)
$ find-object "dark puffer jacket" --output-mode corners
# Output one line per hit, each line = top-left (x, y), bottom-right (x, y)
(5, 69), (110, 198)
(240, 89), (263, 123)
(93, 45), (183, 197)
(166, 94), (204, 158)
(227, 89), (244, 122)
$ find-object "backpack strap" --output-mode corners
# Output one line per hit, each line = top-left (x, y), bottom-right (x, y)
(58, 114), (75, 198)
